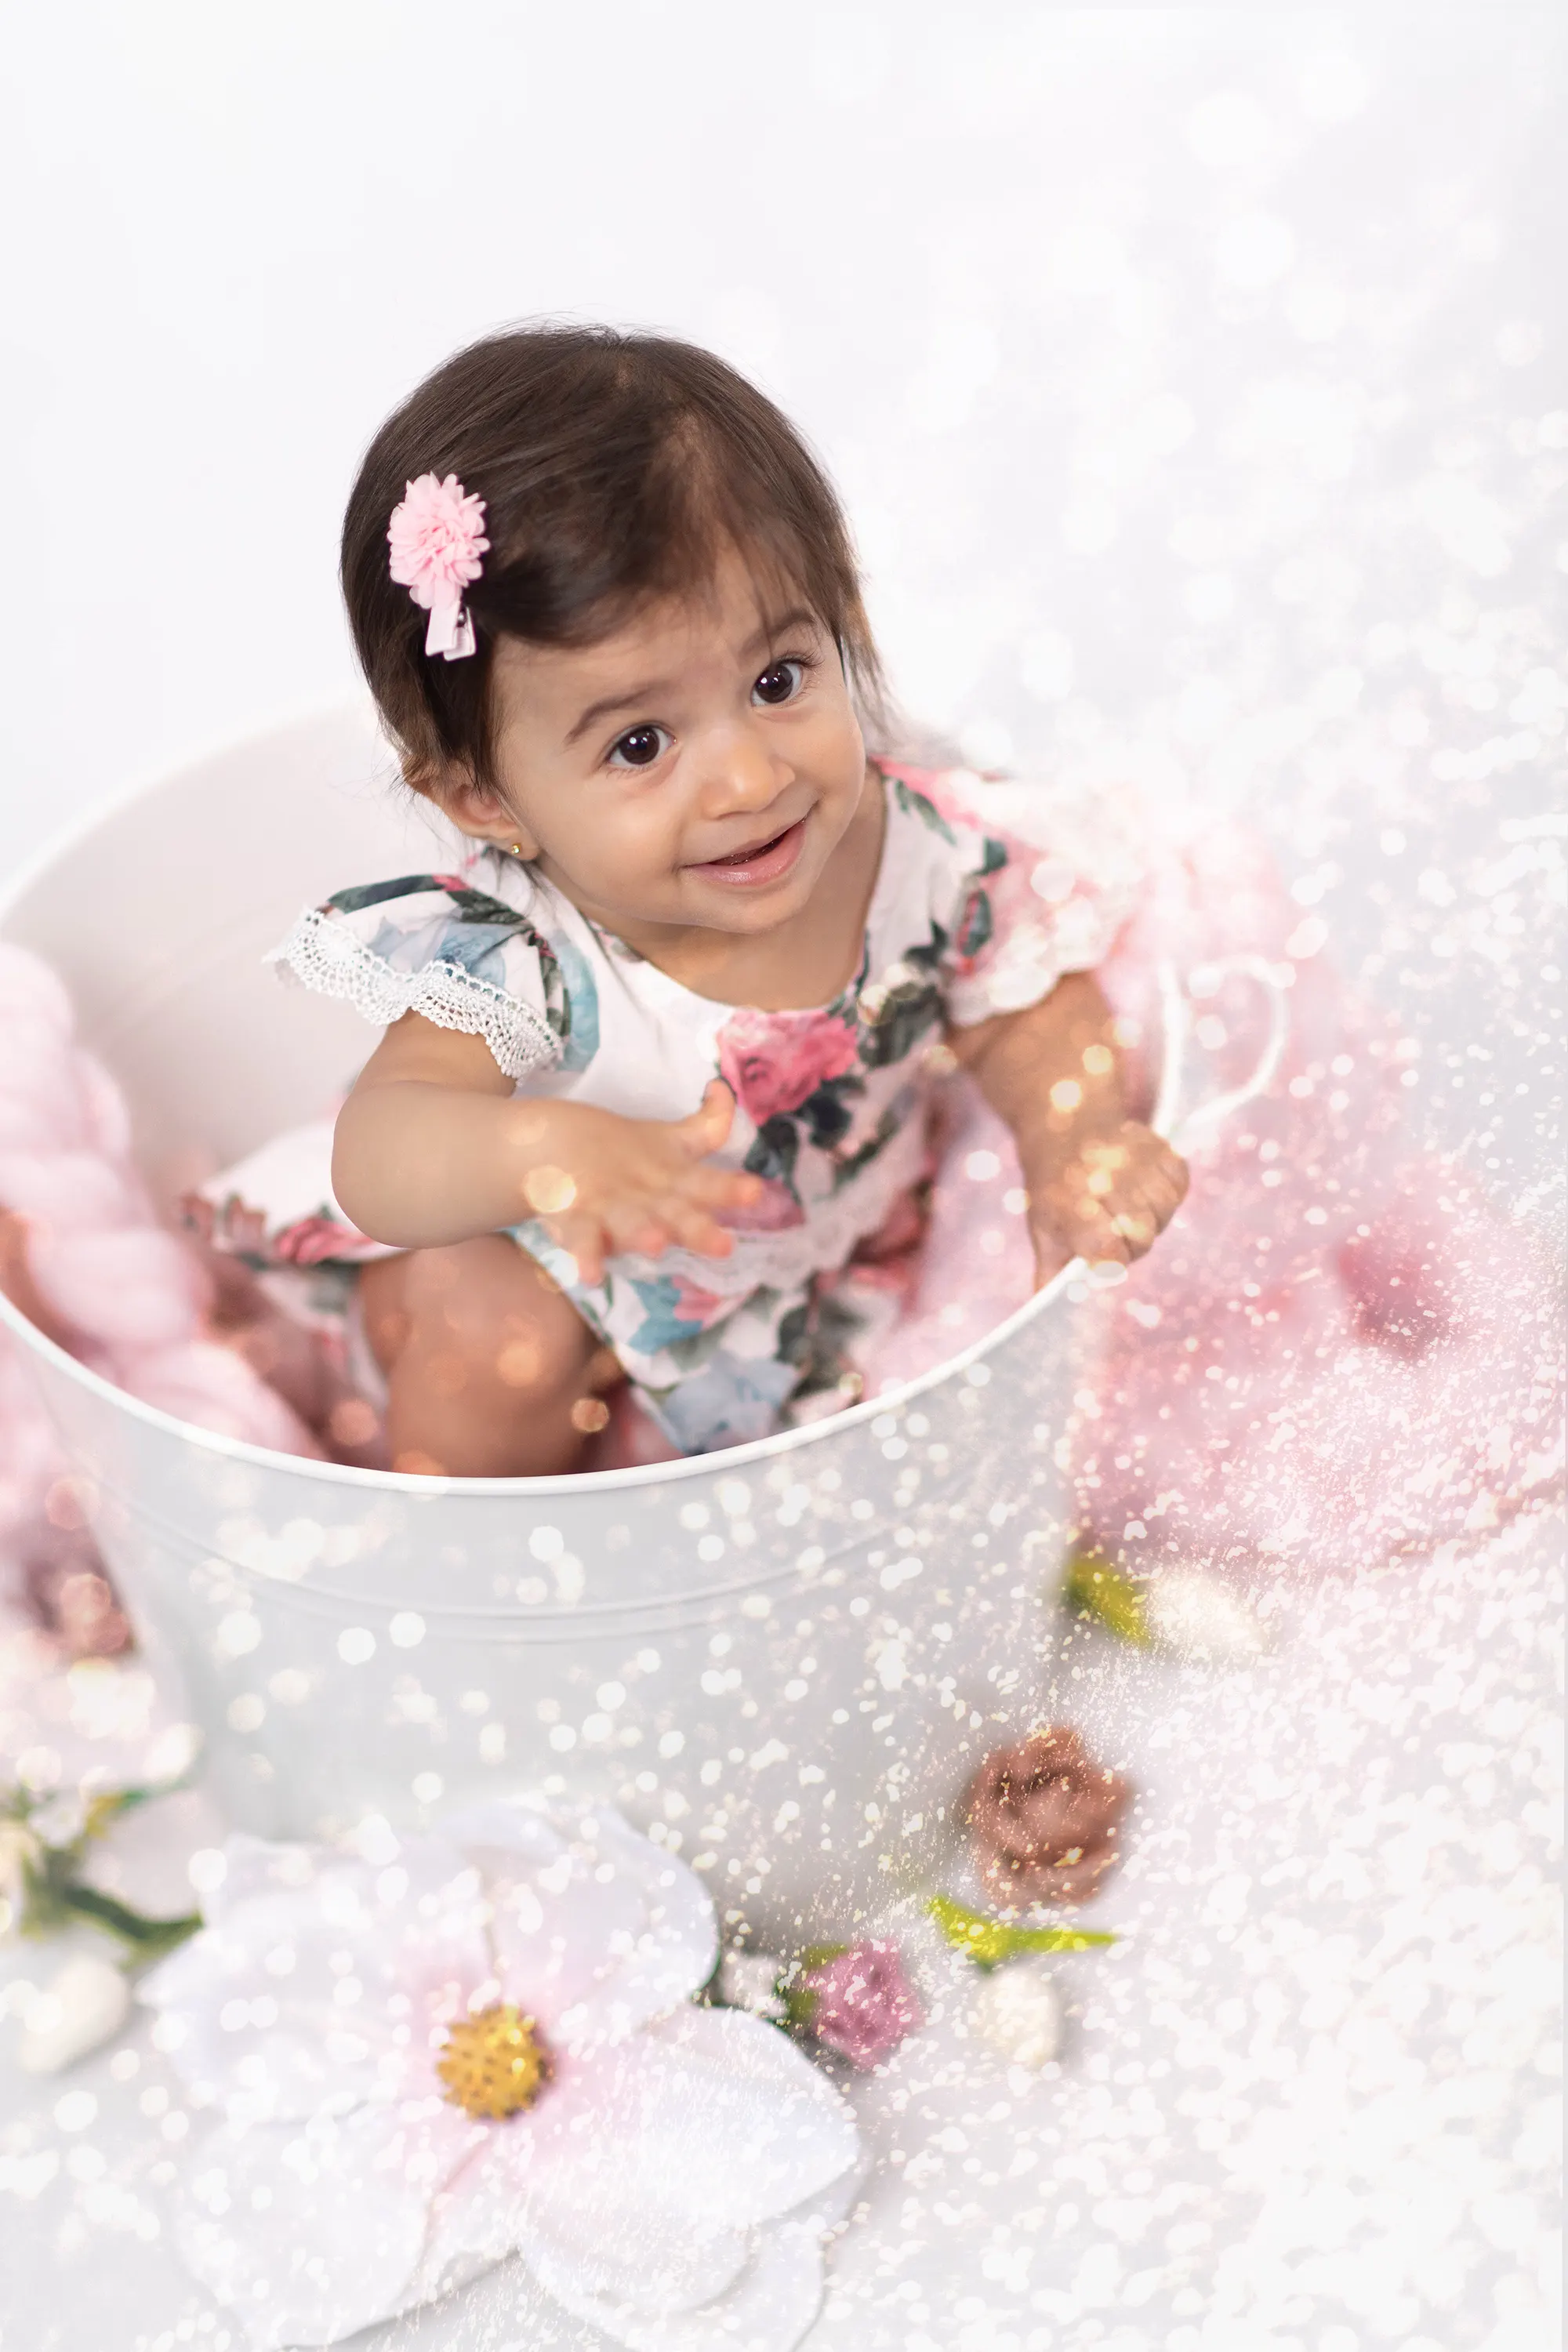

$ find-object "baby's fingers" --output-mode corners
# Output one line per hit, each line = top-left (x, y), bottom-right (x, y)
(541, 1210), (613, 1288)
(654, 1196), (739, 1259)
(1127, 1181), (1181, 1247)
(597, 1198), (679, 1261)
(663, 1156), (762, 1213)
(1029, 1200), (1128, 1287)
(1029, 1227), (1075, 1289)
(1118, 1159), (1188, 1250)
(672, 1080), (738, 1159)
(1109, 1207), (1159, 1257)
(1123, 1134), (1188, 1211)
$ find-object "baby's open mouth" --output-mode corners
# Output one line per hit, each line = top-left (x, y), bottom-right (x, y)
(688, 818), (808, 886)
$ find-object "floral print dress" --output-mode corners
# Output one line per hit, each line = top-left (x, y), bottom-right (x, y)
(207, 764), (1144, 1452)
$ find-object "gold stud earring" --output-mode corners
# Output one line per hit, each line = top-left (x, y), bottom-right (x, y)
(509, 842), (526, 859)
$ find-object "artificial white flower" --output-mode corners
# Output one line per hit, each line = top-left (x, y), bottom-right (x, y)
(717, 1950), (787, 2021)
(140, 1797), (859, 2352)
(1143, 1568), (1270, 1661)
(971, 1956), (1064, 2069)
(16, 1948), (132, 2073)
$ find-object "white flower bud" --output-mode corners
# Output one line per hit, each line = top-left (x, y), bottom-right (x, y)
(1143, 1568), (1269, 1662)
(16, 1951), (132, 2074)
(29, 1792), (89, 1849)
(972, 1956), (1063, 2069)
(717, 1950), (786, 2020)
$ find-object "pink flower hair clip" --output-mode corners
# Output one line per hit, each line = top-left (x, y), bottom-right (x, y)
(387, 472), (489, 660)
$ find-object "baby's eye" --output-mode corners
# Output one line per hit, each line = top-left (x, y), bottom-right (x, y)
(752, 659), (807, 708)
(608, 724), (670, 770)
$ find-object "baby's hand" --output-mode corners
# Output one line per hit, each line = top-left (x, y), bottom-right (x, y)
(1018, 1119), (1189, 1288)
(513, 1082), (762, 1287)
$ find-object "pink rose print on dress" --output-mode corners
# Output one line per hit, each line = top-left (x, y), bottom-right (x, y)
(273, 1214), (380, 1268)
(717, 1007), (859, 1127)
(666, 1273), (731, 1328)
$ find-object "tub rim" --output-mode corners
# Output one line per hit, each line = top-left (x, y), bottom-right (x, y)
(0, 1258), (1087, 1499)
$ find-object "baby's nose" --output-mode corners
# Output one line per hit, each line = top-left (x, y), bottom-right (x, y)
(695, 727), (788, 814)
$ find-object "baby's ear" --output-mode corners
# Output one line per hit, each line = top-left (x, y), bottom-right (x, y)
(408, 762), (537, 858)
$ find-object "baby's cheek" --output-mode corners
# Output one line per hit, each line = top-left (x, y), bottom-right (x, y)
(618, 802), (684, 887)
(549, 789), (683, 907)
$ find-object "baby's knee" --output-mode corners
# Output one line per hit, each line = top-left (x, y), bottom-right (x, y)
(362, 1239), (588, 1396)
(487, 1304), (590, 1400)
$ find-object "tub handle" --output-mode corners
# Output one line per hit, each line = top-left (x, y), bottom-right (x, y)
(1150, 954), (1290, 1149)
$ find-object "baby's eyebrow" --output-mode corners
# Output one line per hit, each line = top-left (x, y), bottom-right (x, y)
(563, 607), (822, 746)
(565, 677), (673, 745)
(746, 604), (818, 651)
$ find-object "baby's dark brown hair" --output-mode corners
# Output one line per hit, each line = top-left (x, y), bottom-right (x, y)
(342, 323), (887, 792)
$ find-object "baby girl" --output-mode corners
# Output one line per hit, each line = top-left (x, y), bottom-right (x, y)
(264, 326), (1187, 1475)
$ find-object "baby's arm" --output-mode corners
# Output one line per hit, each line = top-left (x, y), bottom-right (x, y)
(948, 972), (1188, 1287)
(332, 1014), (761, 1285)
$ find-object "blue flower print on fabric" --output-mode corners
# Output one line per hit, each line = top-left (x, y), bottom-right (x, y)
(549, 929), (601, 1074)
(648, 1352), (803, 1453)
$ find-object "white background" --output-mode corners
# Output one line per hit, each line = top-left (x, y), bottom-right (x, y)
(0, 10), (1562, 2349)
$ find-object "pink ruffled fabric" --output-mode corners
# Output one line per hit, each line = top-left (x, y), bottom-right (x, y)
(0, 945), (323, 1654)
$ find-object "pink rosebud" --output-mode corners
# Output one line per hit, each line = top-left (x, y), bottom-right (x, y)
(717, 1007), (859, 1127)
(801, 1940), (920, 2071)
(964, 1726), (1132, 1908)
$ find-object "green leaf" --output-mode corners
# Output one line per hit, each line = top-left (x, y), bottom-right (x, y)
(778, 1944), (850, 2033)
(17, 1848), (77, 1938)
(782, 1983), (819, 2032)
(927, 1893), (1117, 1969)
(60, 1884), (203, 1962)
(1060, 1551), (1152, 1646)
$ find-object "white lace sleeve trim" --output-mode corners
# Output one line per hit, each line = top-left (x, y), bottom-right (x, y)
(267, 908), (561, 1082)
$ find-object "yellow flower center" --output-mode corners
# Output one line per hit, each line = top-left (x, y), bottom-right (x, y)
(436, 2005), (547, 2120)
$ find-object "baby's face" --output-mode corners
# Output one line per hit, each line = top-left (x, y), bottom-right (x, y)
(446, 543), (869, 942)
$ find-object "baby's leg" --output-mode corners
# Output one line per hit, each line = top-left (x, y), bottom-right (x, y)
(358, 1236), (612, 1476)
